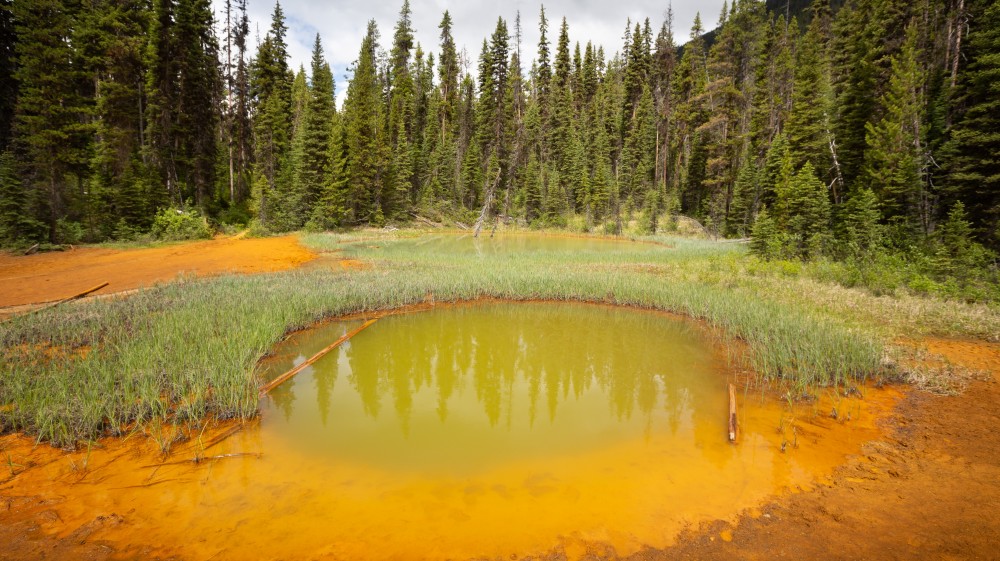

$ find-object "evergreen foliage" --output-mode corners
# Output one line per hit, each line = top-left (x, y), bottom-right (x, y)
(0, 0), (995, 297)
(944, 0), (1000, 245)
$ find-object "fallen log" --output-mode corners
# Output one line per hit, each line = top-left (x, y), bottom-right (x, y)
(23, 243), (39, 256)
(728, 383), (738, 443)
(32, 282), (111, 314)
(258, 318), (378, 397)
(409, 212), (442, 228)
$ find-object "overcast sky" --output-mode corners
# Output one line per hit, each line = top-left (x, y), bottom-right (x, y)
(212, 0), (728, 105)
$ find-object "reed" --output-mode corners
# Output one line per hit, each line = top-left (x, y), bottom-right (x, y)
(2, 229), (993, 447)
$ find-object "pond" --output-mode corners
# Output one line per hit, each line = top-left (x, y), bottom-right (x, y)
(0, 301), (898, 560)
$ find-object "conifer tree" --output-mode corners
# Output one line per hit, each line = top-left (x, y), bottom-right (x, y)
(387, 0), (416, 213)
(932, 201), (992, 280)
(343, 20), (389, 223)
(838, 187), (882, 257)
(65, 0), (151, 238)
(299, 34), (338, 228)
(776, 161), (831, 258)
(437, 11), (459, 136)
(231, 0), (253, 206)
(535, 6), (551, 107)
(864, 23), (928, 235)
(173, 0), (221, 208)
(0, 0), (16, 154)
(944, 0), (1000, 246)
(220, 0), (254, 209)
(620, 84), (656, 207)
(785, 11), (836, 191)
(670, 13), (709, 216)
(0, 151), (39, 242)
(728, 155), (761, 237)
(250, 2), (294, 228)
(503, 13), (526, 220)
(750, 206), (784, 259)
(652, 9), (677, 194)
(831, 0), (881, 192)
(12, 0), (92, 242)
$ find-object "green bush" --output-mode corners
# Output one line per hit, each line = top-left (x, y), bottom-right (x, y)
(55, 218), (84, 244)
(246, 218), (272, 238)
(150, 207), (213, 241)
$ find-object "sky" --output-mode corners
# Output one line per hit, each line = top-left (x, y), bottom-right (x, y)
(211, 0), (728, 105)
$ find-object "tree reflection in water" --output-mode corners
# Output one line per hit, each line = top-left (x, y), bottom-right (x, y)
(265, 302), (726, 473)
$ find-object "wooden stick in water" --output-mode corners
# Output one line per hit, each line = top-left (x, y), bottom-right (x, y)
(258, 319), (378, 397)
(728, 383), (738, 443)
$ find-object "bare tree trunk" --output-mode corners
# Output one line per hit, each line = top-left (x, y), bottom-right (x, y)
(825, 114), (845, 204)
(951, 0), (966, 89)
(473, 166), (502, 238)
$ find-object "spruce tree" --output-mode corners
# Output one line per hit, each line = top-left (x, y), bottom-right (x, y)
(387, 0), (416, 213)
(174, 0), (221, 208)
(81, 0), (152, 237)
(343, 20), (388, 223)
(838, 187), (882, 258)
(778, 161), (832, 258)
(300, 35), (337, 228)
(250, 2), (293, 228)
(944, 0), (1000, 246)
(831, 0), (881, 192)
(437, 11), (459, 137)
(670, 13), (709, 217)
(932, 201), (992, 281)
(145, 0), (220, 212)
(0, 0), (16, 153)
(785, 11), (835, 190)
(145, 0), (179, 208)
(12, 0), (92, 242)
(863, 23), (928, 235)
(230, 0), (252, 207)
(221, 0), (253, 209)
(750, 206), (784, 259)
(0, 151), (40, 242)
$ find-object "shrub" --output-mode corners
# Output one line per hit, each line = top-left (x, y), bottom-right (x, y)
(150, 207), (212, 241)
(55, 218), (85, 244)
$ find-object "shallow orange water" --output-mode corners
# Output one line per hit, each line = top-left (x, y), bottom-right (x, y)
(0, 304), (901, 560)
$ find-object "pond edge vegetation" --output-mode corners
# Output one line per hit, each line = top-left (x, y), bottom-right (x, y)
(1, 230), (995, 449)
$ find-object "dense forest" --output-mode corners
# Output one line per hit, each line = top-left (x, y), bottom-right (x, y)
(0, 0), (997, 286)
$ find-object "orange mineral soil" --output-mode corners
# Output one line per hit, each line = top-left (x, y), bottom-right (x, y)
(0, 234), (315, 310)
(5, 339), (1000, 560)
(0, 376), (901, 560)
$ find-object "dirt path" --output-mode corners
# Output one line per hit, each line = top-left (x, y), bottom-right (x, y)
(0, 235), (316, 309)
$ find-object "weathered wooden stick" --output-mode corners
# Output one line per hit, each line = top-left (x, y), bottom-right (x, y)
(199, 423), (244, 452)
(23, 243), (39, 256)
(728, 383), (738, 443)
(258, 318), (378, 397)
(33, 282), (110, 314)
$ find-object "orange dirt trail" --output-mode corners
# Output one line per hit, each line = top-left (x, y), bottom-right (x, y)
(0, 235), (316, 308)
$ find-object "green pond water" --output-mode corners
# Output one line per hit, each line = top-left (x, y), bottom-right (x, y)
(260, 302), (725, 474)
(23, 299), (887, 560)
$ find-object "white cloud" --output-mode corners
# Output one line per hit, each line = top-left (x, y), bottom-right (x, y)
(212, 0), (728, 106)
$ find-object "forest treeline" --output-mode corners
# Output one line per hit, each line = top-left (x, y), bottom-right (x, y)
(0, 0), (997, 291)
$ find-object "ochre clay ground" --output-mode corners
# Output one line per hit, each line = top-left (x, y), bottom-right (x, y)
(1, 237), (999, 560)
(637, 338), (1000, 561)
(0, 234), (316, 310)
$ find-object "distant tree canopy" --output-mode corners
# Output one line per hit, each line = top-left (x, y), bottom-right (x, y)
(0, 0), (997, 262)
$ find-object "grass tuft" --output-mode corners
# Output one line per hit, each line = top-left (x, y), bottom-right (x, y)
(2, 230), (994, 447)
